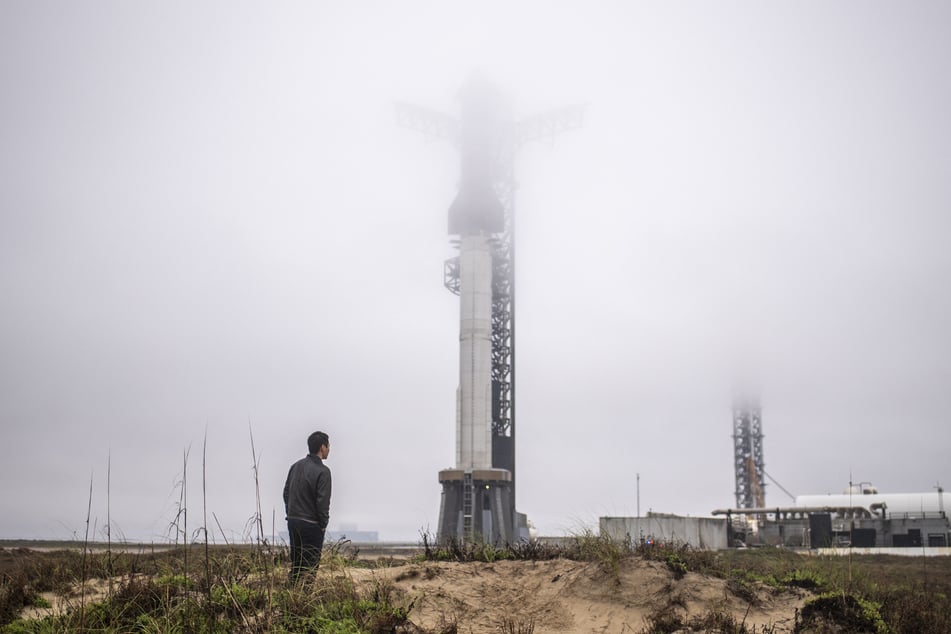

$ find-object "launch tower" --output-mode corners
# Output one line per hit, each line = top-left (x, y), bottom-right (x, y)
(399, 76), (581, 543)
(732, 397), (766, 509)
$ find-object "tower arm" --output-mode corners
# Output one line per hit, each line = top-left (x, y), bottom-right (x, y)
(515, 104), (585, 146)
(395, 102), (459, 145)
(764, 470), (797, 502)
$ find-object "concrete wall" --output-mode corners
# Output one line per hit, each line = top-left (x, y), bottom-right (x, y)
(600, 516), (728, 550)
(811, 547), (951, 557)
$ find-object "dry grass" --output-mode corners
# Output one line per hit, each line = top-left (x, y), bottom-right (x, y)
(3, 539), (951, 633)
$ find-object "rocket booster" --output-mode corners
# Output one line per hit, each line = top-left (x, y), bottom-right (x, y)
(455, 235), (494, 469)
(448, 74), (507, 471)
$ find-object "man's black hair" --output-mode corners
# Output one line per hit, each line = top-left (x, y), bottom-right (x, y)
(308, 431), (329, 455)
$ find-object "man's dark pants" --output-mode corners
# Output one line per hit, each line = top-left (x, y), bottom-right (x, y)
(288, 518), (325, 582)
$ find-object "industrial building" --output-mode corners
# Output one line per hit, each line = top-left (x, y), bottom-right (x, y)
(722, 400), (951, 550)
(603, 399), (951, 554)
(723, 401), (950, 551)
(713, 486), (951, 550)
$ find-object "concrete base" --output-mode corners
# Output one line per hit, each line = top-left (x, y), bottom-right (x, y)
(437, 468), (514, 544)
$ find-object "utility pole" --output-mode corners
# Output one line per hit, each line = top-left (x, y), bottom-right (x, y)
(636, 473), (640, 519)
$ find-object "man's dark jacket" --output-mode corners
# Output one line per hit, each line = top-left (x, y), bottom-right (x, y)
(283, 454), (332, 529)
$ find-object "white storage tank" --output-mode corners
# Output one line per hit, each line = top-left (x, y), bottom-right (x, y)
(794, 487), (950, 517)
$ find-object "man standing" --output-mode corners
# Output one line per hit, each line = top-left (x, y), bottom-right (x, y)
(284, 431), (332, 582)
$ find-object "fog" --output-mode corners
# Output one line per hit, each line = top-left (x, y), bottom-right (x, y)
(1, 1), (949, 542)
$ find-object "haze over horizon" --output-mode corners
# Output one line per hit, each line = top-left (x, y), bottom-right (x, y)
(2, 1), (949, 543)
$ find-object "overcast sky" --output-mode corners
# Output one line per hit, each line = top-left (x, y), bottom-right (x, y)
(1, 2), (949, 543)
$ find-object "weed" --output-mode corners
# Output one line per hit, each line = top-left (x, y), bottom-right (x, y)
(796, 591), (888, 634)
(686, 608), (747, 633)
(727, 575), (759, 604)
(642, 602), (685, 633)
(419, 532), (516, 564)
(780, 568), (826, 590)
(321, 537), (360, 571)
(506, 539), (563, 561)
(664, 552), (688, 579)
(498, 615), (535, 633)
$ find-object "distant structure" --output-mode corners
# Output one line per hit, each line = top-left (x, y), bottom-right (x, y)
(398, 75), (582, 543)
(717, 397), (951, 551)
(732, 396), (765, 509)
(713, 483), (951, 549)
(325, 524), (379, 543)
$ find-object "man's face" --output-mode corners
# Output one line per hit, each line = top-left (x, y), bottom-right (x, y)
(320, 443), (330, 459)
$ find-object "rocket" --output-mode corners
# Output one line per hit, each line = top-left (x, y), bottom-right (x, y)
(430, 74), (578, 542)
(455, 234), (493, 469)
(450, 75), (505, 470)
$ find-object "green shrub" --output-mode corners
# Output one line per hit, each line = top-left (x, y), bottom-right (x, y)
(798, 591), (888, 634)
(780, 568), (826, 590)
(664, 553), (688, 579)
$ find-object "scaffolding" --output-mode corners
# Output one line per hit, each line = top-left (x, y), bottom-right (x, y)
(732, 397), (765, 509)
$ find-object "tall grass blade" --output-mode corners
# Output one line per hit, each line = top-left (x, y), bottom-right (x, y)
(202, 426), (211, 596)
(80, 469), (93, 630)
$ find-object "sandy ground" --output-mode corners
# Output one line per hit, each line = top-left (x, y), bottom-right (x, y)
(15, 555), (808, 632)
(19, 577), (117, 621)
(349, 558), (807, 633)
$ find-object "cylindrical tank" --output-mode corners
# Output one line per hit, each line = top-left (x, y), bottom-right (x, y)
(794, 491), (951, 516)
(455, 234), (493, 469)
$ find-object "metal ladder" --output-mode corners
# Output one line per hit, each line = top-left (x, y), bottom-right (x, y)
(462, 471), (474, 541)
